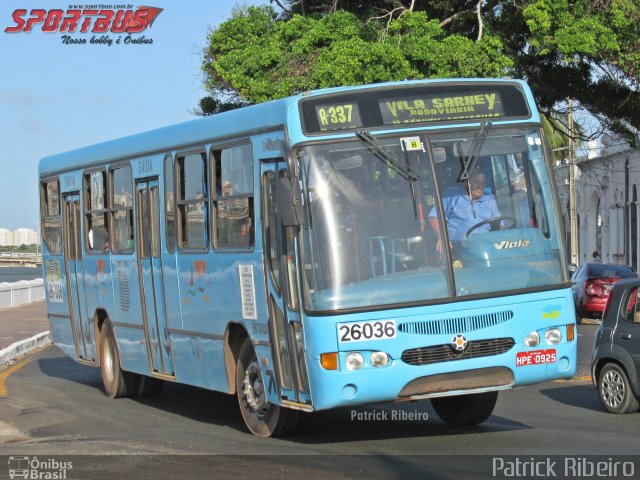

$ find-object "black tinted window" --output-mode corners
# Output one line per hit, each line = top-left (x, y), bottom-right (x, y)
(587, 264), (635, 278)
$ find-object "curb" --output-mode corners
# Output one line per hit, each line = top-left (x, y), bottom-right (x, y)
(0, 331), (51, 367)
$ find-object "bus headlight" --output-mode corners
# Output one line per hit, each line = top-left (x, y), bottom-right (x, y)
(524, 331), (540, 347)
(370, 351), (390, 367)
(345, 352), (364, 371)
(545, 328), (562, 345)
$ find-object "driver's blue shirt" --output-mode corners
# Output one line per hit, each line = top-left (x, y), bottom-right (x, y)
(428, 187), (501, 243)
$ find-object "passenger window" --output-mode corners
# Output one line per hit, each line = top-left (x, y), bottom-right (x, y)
(110, 166), (134, 253)
(624, 287), (640, 324)
(41, 180), (62, 254)
(164, 154), (176, 252)
(262, 171), (280, 292)
(212, 144), (255, 250)
(84, 171), (109, 252)
(177, 152), (208, 250)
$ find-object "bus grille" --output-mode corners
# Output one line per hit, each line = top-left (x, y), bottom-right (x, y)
(401, 338), (515, 366)
(398, 367), (514, 398)
(398, 310), (513, 335)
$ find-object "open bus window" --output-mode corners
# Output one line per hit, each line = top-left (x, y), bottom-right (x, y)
(177, 152), (208, 250)
(84, 171), (109, 253)
(41, 180), (62, 254)
(110, 165), (134, 253)
(164, 154), (176, 252)
(212, 144), (255, 250)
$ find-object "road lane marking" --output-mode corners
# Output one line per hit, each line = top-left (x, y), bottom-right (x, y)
(0, 346), (49, 397)
(0, 420), (28, 442)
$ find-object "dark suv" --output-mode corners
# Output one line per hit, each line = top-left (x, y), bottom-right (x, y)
(592, 278), (640, 413)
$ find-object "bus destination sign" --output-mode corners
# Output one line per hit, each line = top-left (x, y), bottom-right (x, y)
(300, 82), (530, 134)
(379, 92), (504, 125)
(315, 102), (363, 131)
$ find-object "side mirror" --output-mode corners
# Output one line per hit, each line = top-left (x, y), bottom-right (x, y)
(278, 176), (302, 227)
(279, 140), (298, 179)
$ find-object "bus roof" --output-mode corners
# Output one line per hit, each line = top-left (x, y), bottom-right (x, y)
(39, 78), (533, 176)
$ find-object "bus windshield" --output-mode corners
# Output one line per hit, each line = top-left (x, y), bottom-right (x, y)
(299, 126), (565, 312)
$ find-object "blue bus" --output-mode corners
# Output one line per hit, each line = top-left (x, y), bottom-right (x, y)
(39, 79), (576, 436)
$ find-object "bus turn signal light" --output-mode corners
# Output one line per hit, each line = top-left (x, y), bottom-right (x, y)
(567, 324), (575, 342)
(321, 353), (339, 370)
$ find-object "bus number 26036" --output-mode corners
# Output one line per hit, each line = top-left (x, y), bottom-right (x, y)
(338, 320), (396, 343)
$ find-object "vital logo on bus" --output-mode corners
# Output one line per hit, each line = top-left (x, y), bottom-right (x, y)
(4, 5), (163, 46)
(494, 239), (530, 250)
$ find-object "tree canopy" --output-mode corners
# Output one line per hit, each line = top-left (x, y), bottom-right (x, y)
(200, 0), (640, 140)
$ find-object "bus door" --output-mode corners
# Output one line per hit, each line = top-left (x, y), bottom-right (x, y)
(260, 161), (311, 406)
(62, 193), (91, 361)
(135, 178), (175, 376)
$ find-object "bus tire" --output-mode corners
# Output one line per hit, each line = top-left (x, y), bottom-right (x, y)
(99, 322), (135, 399)
(236, 337), (298, 437)
(598, 363), (639, 414)
(431, 391), (498, 426)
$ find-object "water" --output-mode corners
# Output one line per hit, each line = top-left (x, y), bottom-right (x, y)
(0, 266), (43, 283)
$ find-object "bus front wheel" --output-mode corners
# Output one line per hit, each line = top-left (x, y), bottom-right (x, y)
(236, 338), (298, 437)
(431, 391), (498, 426)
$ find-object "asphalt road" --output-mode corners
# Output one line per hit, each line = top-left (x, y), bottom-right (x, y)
(1, 323), (638, 479)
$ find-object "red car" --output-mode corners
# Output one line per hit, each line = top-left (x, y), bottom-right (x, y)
(572, 262), (637, 322)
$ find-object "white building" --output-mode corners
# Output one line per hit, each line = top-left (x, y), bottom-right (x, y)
(574, 134), (640, 269)
(0, 228), (38, 246)
(0, 228), (14, 246)
(13, 228), (38, 246)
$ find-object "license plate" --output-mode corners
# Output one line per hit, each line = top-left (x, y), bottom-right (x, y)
(516, 349), (557, 366)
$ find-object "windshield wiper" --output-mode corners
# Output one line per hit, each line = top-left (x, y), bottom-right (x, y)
(356, 131), (419, 182)
(356, 130), (420, 218)
(457, 121), (492, 182)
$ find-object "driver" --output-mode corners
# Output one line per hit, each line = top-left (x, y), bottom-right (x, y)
(428, 170), (502, 254)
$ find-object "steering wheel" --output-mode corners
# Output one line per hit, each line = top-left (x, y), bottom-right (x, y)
(465, 215), (516, 238)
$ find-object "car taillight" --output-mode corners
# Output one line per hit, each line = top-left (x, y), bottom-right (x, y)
(594, 277), (622, 298)
(585, 280), (597, 295)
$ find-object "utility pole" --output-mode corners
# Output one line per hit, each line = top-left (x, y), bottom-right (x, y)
(568, 98), (578, 265)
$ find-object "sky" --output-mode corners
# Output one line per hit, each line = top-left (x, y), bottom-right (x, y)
(0, 0), (269, 230)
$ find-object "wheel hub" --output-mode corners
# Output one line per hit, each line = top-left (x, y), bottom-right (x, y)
(243, 361), (268, 413)
(601, 370), (625, 408)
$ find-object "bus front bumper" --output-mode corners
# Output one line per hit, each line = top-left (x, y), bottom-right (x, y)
(306, 342), (576, 411)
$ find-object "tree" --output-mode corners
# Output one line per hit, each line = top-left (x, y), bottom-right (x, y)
(199, 0), (640, 140)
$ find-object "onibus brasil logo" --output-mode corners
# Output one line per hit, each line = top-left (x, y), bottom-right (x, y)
(8, 456), (72, 479)
(4, 5), (163, 46)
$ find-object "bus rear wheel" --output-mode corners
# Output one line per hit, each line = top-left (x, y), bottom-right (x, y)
(236, 338), (298, 437)
(431, 391), (498, 426)
(100, 322), (137, 398)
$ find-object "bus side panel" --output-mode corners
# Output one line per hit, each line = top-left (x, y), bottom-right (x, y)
(170, 253), (228, 391)
(42, 255), (77, 359)
(80, 254), (114, 362)
(110, 256), (153, 375)
(169, 335), (227, 391)
(170, 253), (270, 393)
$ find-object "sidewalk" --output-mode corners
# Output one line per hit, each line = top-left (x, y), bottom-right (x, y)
(0, 302), (50, 366)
